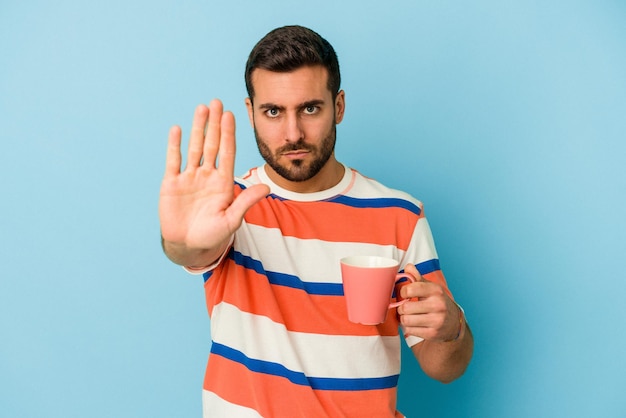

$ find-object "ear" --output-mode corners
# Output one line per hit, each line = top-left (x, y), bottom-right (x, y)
(334, 90), (345, 124)
(244, 98), (255, 128)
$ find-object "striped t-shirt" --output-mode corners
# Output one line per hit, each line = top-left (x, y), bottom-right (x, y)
(194, 164), (452, 417)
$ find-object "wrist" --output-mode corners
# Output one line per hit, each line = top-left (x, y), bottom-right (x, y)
(444, 301), (465, 342)
(161, 238), (223, 267)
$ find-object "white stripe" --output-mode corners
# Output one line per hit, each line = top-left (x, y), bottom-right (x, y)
(400, 218), (440, 269)
(236, 223), (407, 284)
(404, 333), (424, 347)
(211, 302), (401, 379)
(349, 171), (423, 206)
(202, 390), (262, 418)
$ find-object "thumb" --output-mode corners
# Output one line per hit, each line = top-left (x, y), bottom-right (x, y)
(403, 263), (425, 282)
(400, 263), (425, 299)
(226, 183), (270, 221)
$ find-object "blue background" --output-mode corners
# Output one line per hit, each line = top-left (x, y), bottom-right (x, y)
(1, 1), (625, 417)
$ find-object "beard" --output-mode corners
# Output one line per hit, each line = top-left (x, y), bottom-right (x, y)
(255, 124), (337, 183)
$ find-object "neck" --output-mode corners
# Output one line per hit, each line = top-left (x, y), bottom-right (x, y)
(265, 156), (344, 193)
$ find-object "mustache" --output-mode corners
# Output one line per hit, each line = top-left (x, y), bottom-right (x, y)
(276, 139), (315, 154)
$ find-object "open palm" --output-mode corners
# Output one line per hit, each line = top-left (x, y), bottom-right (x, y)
(159, 99), (269, 266)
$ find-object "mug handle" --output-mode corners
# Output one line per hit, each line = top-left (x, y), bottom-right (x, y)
(388, 273), (416, 309)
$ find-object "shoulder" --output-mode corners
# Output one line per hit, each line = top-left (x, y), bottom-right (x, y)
(347, 168), (424, 210)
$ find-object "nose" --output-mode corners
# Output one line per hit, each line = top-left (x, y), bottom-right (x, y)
(284, 112), (304, 143)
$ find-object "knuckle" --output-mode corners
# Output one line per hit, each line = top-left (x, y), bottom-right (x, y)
(431, 285), (444, 296)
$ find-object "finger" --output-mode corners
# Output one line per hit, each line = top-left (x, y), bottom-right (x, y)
(400, 307), (456, 341)
(398, 299), (438, 316)
(186, 104), (209, 169)
(402, 325), (438, 341)
(202, 99), (223, 170)
(402, 281), (442, 299)
(397, 307), (436, 337)
(217, 110), (236, 176)
(226, 184), (270, 221)
(403, 263), (425, 281)
(398, 264), (425, 299)
(165, 125), (182, 176)
(399, 311), (433, 328)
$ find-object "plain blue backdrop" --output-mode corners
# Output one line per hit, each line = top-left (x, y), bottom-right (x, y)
(1, 1), (625, 417)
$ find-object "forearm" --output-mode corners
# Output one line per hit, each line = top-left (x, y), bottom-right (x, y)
(161, 236), (230, 268)
(412, 323), (474, 384)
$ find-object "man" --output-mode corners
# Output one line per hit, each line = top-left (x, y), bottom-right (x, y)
(159, 25), (473, 417)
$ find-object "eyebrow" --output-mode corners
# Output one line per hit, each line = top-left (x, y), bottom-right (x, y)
(258, 99), (326, 111)
(258, 102), (284, 111)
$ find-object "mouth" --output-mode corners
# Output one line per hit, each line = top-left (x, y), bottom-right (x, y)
(281, 150), (311, 160)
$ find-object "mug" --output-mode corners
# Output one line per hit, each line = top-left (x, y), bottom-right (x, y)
(340, 255), (416, 325)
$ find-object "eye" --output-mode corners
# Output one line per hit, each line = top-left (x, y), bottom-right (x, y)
(303, 105), (319, 115)
(265, 108), (280, 118)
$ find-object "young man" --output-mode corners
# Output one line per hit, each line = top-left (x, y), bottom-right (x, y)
(160, 25), (473, 417)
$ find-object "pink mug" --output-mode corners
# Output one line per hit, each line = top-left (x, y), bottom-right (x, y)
(340, 255), (416, 325)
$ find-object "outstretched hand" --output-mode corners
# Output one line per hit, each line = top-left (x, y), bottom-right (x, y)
(159, 99), (269, 266)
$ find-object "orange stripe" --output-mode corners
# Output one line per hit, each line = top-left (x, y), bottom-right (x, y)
(205, 353), (326, 417)
(235, 187), (421, 250)
(205, 354), (399, 417)
(315, 387), (398, 417)
(205, 260), (401, 337)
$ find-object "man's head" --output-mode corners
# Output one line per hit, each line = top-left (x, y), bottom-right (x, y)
(245, 25), (341, 103)
(244, 26), (345, 192)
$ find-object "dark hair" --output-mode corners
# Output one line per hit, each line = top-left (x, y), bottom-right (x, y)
(245, 25), (341, 101)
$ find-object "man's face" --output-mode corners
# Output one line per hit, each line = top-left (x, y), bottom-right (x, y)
(246, 65), (345, 184)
